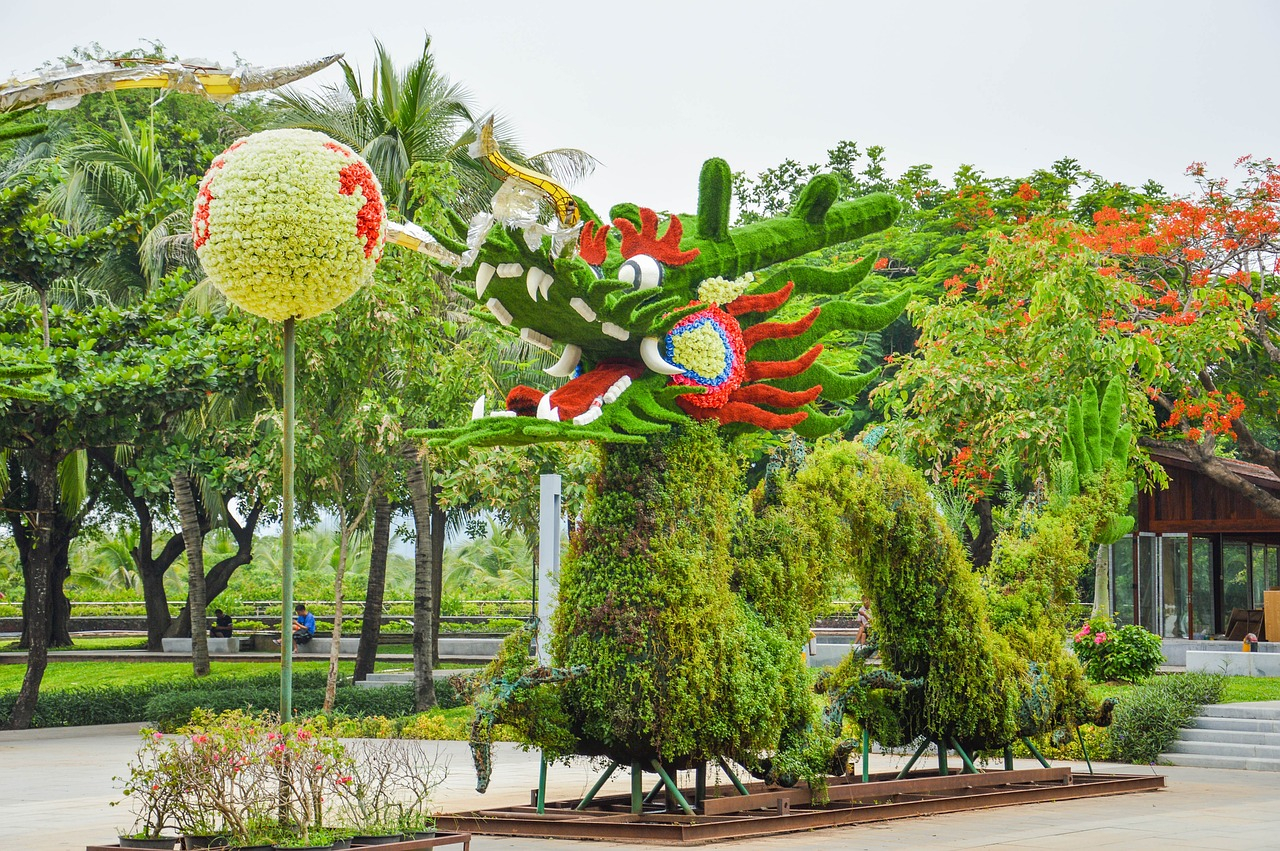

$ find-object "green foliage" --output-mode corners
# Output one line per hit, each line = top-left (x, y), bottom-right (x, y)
(1057, 377), (1135, 545)
(1104, 672), (1226, 763)
(1073, 618), (1164, 683)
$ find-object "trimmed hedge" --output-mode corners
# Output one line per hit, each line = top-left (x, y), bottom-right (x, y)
(1105, 672), (1227, 763)
(0, 670), (462, 730)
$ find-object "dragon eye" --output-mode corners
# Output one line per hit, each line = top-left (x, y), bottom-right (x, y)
(618, 254), (663, 291)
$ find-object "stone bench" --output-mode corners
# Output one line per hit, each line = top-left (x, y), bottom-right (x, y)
(296, 636), (361, 654)
(160, 637), (241, 654)
(1187, 650), (1280, 676)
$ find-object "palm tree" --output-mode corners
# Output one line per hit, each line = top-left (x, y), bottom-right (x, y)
(270, 36), (596, 217)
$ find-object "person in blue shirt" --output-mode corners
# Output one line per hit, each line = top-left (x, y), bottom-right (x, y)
(292, 603), (316, 649)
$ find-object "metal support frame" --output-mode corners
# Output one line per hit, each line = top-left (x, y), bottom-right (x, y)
(1004, 745), (1014, 771)
(861, 728), (871, 782)
(1077, 727), (1094, 775)
(1022, 736), (1051, 769)
(650, 760), (695, 816)
(717, 757), (750, 796)
(643, 779), (664, 805)
(948, 736), (978, 774)
(937, 740), (949, 776)
(896, 738), (932, 779)
(575, 761), (619, 811)
(694, 762), (707, 807)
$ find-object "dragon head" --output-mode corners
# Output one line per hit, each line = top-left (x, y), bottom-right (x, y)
(415, 151), (905, 450)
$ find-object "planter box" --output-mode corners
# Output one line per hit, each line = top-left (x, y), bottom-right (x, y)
(87, 829), (472, 850)
(159, 637), (240, 654)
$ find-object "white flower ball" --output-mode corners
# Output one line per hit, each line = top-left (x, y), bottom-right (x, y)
(192, 129), (386, 322)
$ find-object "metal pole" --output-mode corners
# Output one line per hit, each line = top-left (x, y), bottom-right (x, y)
(575, 761), (619, 811)
(716, 757), (750, 796)
(1077, 728), (1094, 775)
(1004, 744), (1014, 771)
(861, 727), (871, 782)
(895, 737), (932, 780)
(650, 760), (694, 816)
(537, 751), (547, 814)
(280, 318), (295, 720)
(536, 474), (562, 666)
(631, 762), (643, 814)
(1022, 736), (1051, 769)
(938, 739), (949, 776)
(949, 736), (978, 774)
(694, 762), (706, 807)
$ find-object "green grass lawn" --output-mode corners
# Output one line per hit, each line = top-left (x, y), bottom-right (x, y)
(1088, 675), (1280, 704)
(0, 659), (415, 693)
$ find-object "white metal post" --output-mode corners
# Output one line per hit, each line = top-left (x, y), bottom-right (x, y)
(537, 473), (562, 665)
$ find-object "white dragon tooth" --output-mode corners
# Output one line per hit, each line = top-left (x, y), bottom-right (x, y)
(544, 344), (582, 378)
(570, 298), (597, 322)
(573, 408), (603, 426)
(536, 391), (560, 422)
(496, 262), (523, 278)
(640, 336), (684, 375)
(486, 298), (514, 326)
(538, 272), (553, 300)
(488, 410), (517, 417)
(471, 394), (486, 421)
(525, 267), (543, 301)
(603, 375), (632, 404)
(601, 322), (630, 341)
(475, 262), (496, 298)
(520, 327), (554, 351)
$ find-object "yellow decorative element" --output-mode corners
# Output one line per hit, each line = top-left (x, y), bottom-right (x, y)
(470, 116), (580, 227)
(697, 272), (755, 305)
(193, 129), (385, 322)
(384, 220), (462, 267)
(671, 323), (728, 380)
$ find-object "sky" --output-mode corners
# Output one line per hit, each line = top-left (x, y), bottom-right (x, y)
(4, 0), (1280, 216)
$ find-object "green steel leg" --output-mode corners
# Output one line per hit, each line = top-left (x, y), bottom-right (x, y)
(1022, 736), (1051, 769)
(896, 738), (932, 780)
(717, 757), (750, 796)
(1004, 745), (1014, 771)
(650, 760), (694, 816)
(643, 778), (664, 805)
(575, 761), (619, 811)
(537, 751), (547, 814)
(695, 762), (707, 806)
(861, 727), (871, 782)
(1077, 727), (1094, 775)
(631, 762), (643, 814)
(938, 740), (949, 776)
(949, 736), (978, 774)
(280, 318), (295, 720)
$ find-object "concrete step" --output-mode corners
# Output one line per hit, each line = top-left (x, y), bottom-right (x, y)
(1161, 752), (1280, 771)
(1165, 739), (1280, 759)
(1189, 715), (1280, 734)
(1201, 704), (1280, 721)
(361, 672), (414, 683)
(1179, 727), (1280, 746)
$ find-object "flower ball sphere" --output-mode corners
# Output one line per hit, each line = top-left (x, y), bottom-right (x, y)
(192, 129), (386, 321)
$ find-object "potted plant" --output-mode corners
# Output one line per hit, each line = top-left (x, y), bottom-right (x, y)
(115, 730), (183, 849)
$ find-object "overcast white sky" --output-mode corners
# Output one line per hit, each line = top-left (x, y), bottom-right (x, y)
(4, 0), (1279, 215)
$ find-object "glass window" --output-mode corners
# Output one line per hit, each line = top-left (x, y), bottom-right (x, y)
(1254, 544), (1269, 612)
(1138, 536), (1159, 632)
(1223, 541), (1251, 616)
(1112, 538), (1135, 626)
(1191, 537), (1214, 638)
(1162, 536), (1189, 638)
(1268, 546), (1279, 591)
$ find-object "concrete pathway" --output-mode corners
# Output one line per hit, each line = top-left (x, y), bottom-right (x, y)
(2, 724), (1277, 851)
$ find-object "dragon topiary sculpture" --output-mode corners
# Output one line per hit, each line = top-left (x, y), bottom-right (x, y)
(408, 125), (1111, 798)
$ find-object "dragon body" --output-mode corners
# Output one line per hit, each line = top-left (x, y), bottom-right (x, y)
(412, 137), (1108, 794)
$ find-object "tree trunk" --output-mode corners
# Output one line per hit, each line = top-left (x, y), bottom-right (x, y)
(167, 501), (262, 637)
(7, 455), (75, 650)
(403, 442), (436, 711)
(8, 451), (58, 729)
(431, 485), (445, 666)
(970, 498), (995, 568)
(172, 472), (210, 677)
(354, 495), (392, 682)
(1091, 543), (1111, 618)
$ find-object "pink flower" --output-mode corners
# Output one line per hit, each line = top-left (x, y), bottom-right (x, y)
(273, 744), (287, 754)
(1080, 624), (1091, 635)
(337, 775), (353, 785)
(152, 732), (164, 741)
(191, 734), (210, 745)
(1094, 633), (1107, 644)
(296, 730), (312, 741)
(267, 732), (280, 742)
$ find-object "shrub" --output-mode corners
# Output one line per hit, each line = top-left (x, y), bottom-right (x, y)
(1105, 672), (1226, 763)
(1073, 617), (1163, 682)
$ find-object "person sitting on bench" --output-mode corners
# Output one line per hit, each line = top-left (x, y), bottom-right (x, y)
(292, 603), (316, 650)
(209, 609), (233, 638)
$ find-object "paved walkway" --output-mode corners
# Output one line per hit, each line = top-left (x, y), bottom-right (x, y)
(3, 724), (1279, 851)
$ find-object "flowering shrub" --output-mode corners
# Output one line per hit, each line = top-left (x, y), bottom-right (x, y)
(192, 129), (386, 321)
(1072, 617), (1164, 682)
(666, 305), (746, 407)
